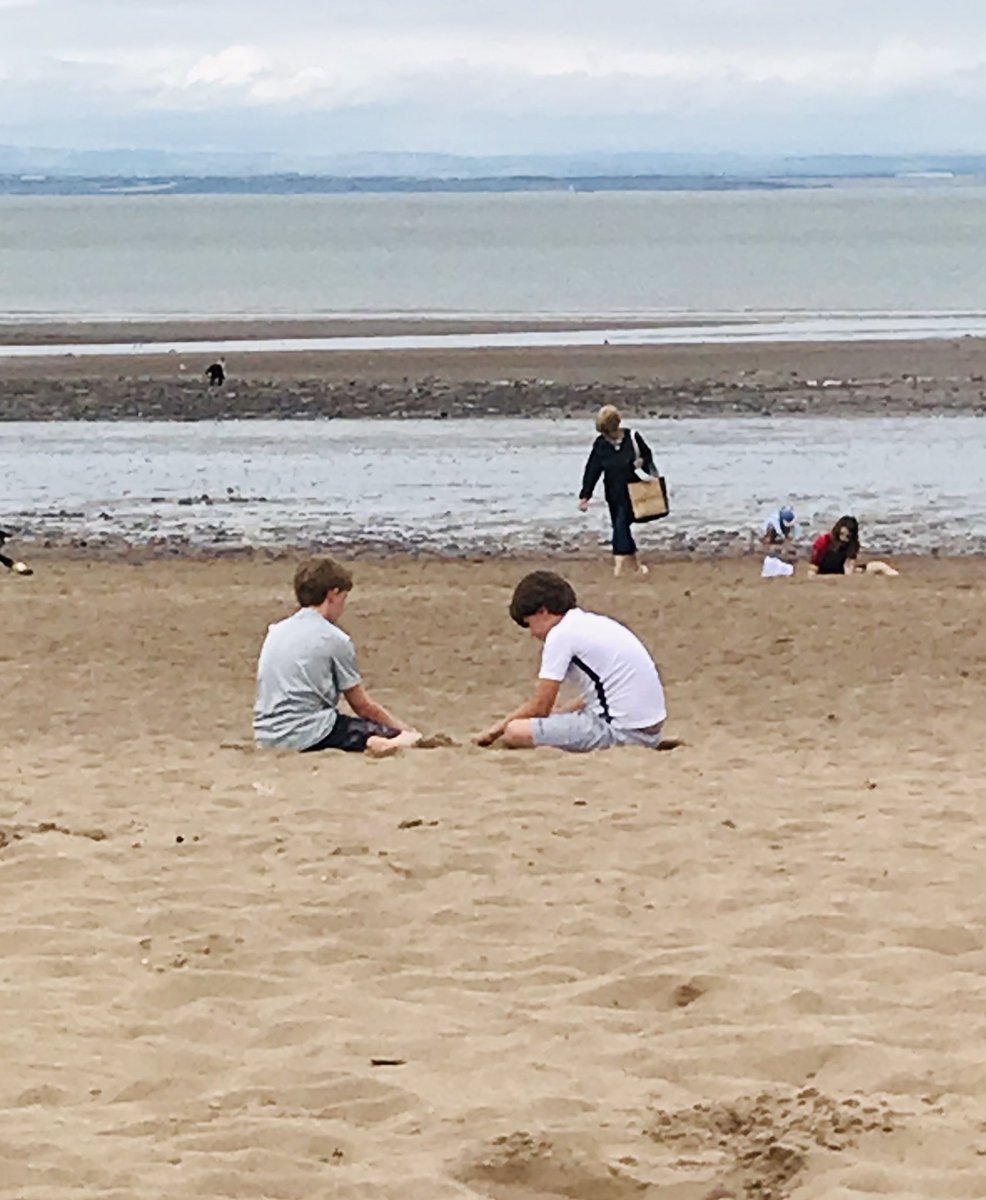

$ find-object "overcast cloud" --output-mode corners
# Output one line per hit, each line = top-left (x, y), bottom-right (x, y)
(2, 0), (985, 155)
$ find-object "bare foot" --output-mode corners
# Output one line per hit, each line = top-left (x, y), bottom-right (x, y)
(366, 730), (422, 757)
(366, 739), (402, 758)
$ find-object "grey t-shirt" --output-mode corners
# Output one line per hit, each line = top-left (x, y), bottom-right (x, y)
(253, 608), (362, 749)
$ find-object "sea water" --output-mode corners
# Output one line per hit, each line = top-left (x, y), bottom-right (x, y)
(4, 416), (985, 555)
(2, 187), (986, 321)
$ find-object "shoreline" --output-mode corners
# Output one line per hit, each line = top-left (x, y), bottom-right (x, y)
(7, 541), (979, 566)
(0, 315), (698, 346)
(2, 324), (986, 420)
(1, 310), (985, 345)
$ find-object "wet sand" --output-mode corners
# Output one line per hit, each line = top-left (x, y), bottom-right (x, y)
(3, 554), (986, 1197)
(0, 316), (681, 346)
(2, 319), (986, 418)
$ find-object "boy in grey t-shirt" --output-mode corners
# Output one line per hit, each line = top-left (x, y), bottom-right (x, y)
(254, 556), (420, 756)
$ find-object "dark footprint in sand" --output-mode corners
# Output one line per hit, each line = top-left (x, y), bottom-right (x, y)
(657, 738), (685, 752)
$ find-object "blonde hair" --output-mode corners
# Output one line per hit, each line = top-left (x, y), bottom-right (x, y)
(595, 404), (621, 436)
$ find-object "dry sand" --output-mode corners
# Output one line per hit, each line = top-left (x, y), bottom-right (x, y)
(3, 554), (986, 1198)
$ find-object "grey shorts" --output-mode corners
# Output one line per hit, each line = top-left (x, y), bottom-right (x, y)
(530, 710), (665, 753)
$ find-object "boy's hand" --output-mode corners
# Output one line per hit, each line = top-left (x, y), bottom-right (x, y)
(578, 498), (590, 512)
(473, 723), (505, 747)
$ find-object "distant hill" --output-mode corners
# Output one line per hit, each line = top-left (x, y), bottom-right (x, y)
(0, 172), (812, 196)
(2, 145), (986, 183)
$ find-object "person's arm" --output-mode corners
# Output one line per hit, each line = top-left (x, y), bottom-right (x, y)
(578, 443), (603, 508)
(473, 679), (561, 746)
(332, 636), (414, 732)
(634, 431), (658, 476)
(344, 684), (414, 732)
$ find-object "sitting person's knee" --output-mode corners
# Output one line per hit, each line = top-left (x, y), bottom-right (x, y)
(501, 719), (532, 749)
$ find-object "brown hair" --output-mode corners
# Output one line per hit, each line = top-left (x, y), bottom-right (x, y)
(595, 404), (621, 436)
(509, 571), (577, 627)
(830, 515), (860, 559)
(293, 556), (354, 607)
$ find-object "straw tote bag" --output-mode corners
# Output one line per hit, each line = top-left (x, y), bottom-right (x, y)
(627, 431), (670, 523)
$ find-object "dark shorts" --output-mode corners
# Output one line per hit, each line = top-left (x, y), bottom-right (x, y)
(302, 714), (401, 754)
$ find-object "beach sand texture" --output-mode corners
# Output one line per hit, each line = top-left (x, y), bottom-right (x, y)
(3, 555), (986, 1198)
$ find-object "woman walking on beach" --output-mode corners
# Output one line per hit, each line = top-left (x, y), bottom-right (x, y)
(578, 405), (657, 577)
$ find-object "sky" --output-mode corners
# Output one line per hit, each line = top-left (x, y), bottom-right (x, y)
(2, 0), (985, 157)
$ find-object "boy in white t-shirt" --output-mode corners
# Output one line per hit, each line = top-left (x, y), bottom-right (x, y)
(473, 571), (668, 752)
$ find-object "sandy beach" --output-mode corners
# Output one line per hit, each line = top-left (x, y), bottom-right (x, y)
(3, 553), (986, 1198)
(2, 320), (986, 419)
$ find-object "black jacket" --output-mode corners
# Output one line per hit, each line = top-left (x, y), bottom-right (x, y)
(579, 430), (656, 510)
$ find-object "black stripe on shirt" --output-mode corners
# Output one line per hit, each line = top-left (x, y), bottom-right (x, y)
(571, 656), (611, 724)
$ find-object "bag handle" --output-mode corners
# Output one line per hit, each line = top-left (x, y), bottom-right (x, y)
(631, 429), (655, 477)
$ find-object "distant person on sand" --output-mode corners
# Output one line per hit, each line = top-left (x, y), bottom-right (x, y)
(0, 530), (32, 576)
(254, 556), (421, 756)
(579, 405), (657, 578)
(761, 505), (796, 547)
(808, 515), (899, 577)
(473, 571), (668, 752)
(205, 358), (226, 387)
(759, 504), (797, 574)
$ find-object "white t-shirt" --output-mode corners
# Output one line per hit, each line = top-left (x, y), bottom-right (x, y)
(763, 510), (794, 539)
(538, 608), (666, 729)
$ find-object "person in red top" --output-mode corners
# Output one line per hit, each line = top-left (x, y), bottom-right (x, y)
(809, 515), (898, 576)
